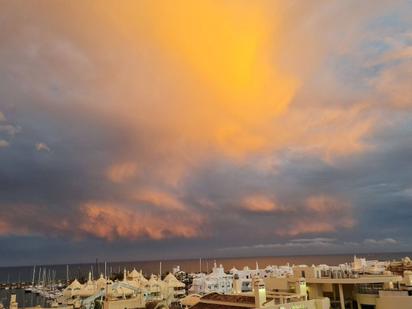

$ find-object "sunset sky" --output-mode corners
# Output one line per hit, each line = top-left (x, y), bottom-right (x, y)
(1, 1), (412, 266)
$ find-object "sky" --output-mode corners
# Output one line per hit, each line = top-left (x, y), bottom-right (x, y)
(0, 0), (412, 266)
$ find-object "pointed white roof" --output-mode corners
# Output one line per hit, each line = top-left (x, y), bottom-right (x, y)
(230, 267), (238, 273)
(129, 268), (140, 279)
(67, 279), (83, 290)
(149, 274), (159, 285)
(97, 274), (107, 284)
(140, 275), (149, 284)
(164, 273), (185, 287)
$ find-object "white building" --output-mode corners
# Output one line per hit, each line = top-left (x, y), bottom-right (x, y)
(61, 268), (185, 309)
(264, 257), (412, 309)
(191, 262), (293, 295)
(191, 263), (233, 294)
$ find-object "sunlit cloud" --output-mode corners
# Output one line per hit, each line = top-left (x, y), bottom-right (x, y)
(0, 140), (9, 148)
(0, 1), (411, 263)
(106, 162), (138, 183)
(242, 195), (283, 213)
(80, 201), (204, 241)
(275, 195), (355, 237)
(131, 188), (186, 211)
(35, 142), (50, 152)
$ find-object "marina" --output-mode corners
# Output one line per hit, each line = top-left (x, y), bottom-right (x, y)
(1, 255), (412, 309)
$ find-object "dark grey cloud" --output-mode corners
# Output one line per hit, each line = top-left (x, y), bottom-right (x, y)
(0, 1), (412, 266)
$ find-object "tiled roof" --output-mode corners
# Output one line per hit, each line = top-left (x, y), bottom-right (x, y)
(191, 302), (249, 309)
(201, 293), (255, 304)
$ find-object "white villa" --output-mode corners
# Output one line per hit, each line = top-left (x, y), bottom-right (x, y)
(60, 268), (186, 309)
(191, 263), (234, 294)
(190, 262), (293, 295)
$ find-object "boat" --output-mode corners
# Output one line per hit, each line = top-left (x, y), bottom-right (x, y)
(25, 265), (36, 293)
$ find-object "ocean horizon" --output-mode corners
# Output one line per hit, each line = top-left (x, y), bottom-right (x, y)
(1, 251), (411, 284)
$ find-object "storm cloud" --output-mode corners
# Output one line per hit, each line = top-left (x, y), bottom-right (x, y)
(0, 0), (412, 265)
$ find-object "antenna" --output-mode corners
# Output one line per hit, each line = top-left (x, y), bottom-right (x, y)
(159, 261), (162, 279)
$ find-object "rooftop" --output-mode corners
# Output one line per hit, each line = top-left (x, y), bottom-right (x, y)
(191, 302), (249, 309)
(202, 293), (256, 304)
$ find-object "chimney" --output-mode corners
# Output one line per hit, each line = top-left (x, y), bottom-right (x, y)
(253, 278), (266, 308)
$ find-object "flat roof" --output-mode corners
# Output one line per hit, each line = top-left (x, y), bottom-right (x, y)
(202, 293), (258, 304)
(191, 302), (250, 309)
(287, 275), (402, 284)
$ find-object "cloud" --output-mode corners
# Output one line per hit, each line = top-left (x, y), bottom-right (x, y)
(35, 142), (50, 152)
(131, 188), (186, 211)
(366, 31), (412, 109)
(0, 140), (9, 148)
(0, 125), (21, 136)
(241, 195), (282, 213)
(290, 237), (336, 243)
(0, 1), (411, 263)
(276, 222), (339, 237)
(79, 201), (204, 240)
(106, 162), (137, 183)
(306, 195), (349, 213)
(220, 238), (338, 252)
(0, 198), (205, 242)
(364, 238), (399, 245)
(220, 237), (404, 253)
(275, 195), (355, 237)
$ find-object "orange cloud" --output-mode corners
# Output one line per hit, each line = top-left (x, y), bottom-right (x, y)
(275, 195), (355, 236)
(0, 1), (399, 246)
(276, 222), (337, 237)
(88, 1), (299, 160)
(106, 162), (138, 183)
(0, 219), (11, 234)
(242, 195), (282, 213)
(131, 188), (185, 211)
(4, 1), (382, 175)
(372, 60), (412, 108)
(80, 201), (204, 241)
(276, 218), (355, 237)
(0, 200), (204, 242)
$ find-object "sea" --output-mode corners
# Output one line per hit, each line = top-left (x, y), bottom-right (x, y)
(1, 252), (411, 308)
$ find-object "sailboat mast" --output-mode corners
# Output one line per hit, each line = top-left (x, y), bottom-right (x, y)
(32, 265), (36, 286)
(38, 267), (41, 286)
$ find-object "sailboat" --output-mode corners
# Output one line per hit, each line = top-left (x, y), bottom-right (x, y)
(5, 274), (10, 290)
(25, 265), (36, 293)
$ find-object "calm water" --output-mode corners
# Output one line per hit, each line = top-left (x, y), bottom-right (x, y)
(0, 289), (47, 308)
(1, 252), (411, 284)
